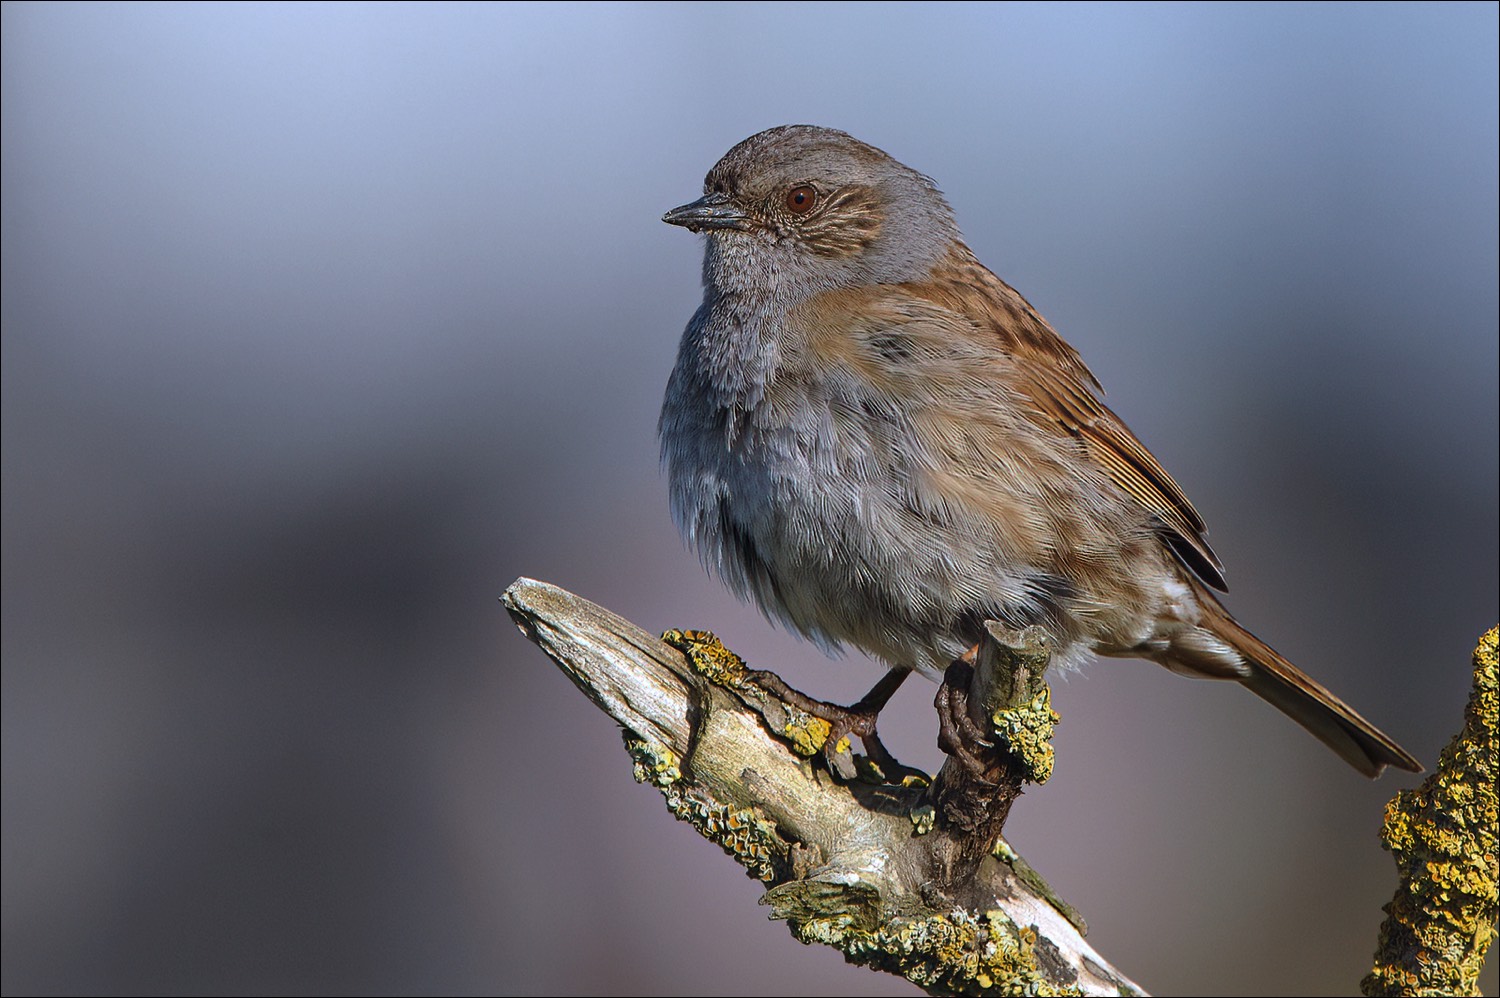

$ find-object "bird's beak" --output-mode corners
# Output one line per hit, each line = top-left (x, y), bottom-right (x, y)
(662, 192), (750, 233)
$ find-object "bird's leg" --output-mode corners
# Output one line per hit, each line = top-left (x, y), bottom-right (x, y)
(746, 666), (915, 780)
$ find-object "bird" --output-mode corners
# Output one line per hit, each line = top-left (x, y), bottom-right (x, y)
(658, 124), (1420, 778)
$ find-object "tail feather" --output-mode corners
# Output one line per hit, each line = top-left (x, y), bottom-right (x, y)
(1200, 605), (1422, 778)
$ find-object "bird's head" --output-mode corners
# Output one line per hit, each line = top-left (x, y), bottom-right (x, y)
(663, 125), (961, 298)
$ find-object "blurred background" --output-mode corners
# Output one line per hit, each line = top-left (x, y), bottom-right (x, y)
(3, 3), (1495, 995)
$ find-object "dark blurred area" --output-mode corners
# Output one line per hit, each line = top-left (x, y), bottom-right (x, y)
(3, 4), (1495, 995)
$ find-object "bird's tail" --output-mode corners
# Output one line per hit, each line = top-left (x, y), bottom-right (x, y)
(1191, 597), (1422, 778)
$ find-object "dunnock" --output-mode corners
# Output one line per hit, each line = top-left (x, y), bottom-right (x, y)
(659, 125), (1419, 777)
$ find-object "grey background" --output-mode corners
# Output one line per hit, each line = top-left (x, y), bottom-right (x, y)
(3, 3), (1496, 995)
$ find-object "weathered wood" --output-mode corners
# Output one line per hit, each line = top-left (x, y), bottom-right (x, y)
(502, 577), (1144, 996)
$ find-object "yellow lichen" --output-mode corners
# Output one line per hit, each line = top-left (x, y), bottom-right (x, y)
(1363, 626), (1498, 997)
(781, 712), (835, 757)
(661, 784), (783, 882)
(663, 627), (851, 758)
(661, 628), (748, 686)
(855, 756), (932, 787)
(623, 731), (786, 882)
(788, 903), (1085, 996)
(624, 735), (682, 787)
(992, 685), (1060, 784)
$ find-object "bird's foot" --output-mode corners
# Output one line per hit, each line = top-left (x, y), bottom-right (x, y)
(935, 654), (1059, 784)
(935, 661), (1000, 776)
(745, 669), (923, 784)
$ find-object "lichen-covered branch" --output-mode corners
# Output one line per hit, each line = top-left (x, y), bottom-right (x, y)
(502, 577), (1142, 996)
(1362, 626), (1499, 997)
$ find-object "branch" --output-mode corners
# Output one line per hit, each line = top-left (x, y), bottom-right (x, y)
(1363, 626), (1499, 996)
(502, 577), (1142, 996)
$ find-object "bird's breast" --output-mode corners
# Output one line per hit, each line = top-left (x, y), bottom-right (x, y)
(662, 302), (1026, 671)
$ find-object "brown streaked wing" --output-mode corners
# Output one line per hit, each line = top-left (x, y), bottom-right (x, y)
(899, 256), (1228, 591)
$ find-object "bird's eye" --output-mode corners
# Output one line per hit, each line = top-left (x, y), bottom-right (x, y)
(785, 185), (818, 215)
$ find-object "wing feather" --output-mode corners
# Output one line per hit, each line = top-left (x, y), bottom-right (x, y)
(897, 252), (1228, 590)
